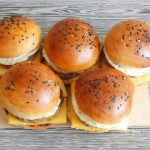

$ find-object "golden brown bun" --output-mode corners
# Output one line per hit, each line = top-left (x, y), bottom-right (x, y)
(105, 19), (150, 68)
(44, 18), (101, 72)
(0, 61), (60, 120)
(75, 68), (134, 125)
(0, 16), (42, 58)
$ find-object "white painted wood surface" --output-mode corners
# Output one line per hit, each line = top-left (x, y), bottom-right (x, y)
(0, 0), (150, 149)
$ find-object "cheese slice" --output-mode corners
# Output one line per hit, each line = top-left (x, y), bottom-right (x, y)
(0, 65), (8, 76)
(32, 50), (43, 63)
(56, 75), (68, 98)
(6, 75), (68, 128)
(130, 73), (150, 85)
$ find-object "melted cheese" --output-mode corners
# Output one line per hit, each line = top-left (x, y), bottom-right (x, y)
(7, 75), (68, 128)
(130, 73), (150, 85)
(0, 65), (8, 76)
(69, 81), (128, 132)
(32, 50), (42, 63)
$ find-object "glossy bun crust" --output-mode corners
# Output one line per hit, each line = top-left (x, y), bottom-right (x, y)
(0, 61), (60, 120)
(44, 18), (101, 72)
(75, 68), (133, 125)
(105, 19), (150, 68)
(0, 16), (42, 58)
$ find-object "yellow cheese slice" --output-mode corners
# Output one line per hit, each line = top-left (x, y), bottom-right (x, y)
(130, 73), (150, 85)
(0, 65), (8, 76)
(32, 50), (42, 63)
(56, 75), (68, 98)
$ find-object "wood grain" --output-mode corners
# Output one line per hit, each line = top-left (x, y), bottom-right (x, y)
(1, 128), (150, 150)
(0, 0), (150, 149)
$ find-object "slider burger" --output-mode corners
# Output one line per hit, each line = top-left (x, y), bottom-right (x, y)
(70, 68), (134, 132)
(0, 16), (42, 75)
(43, 18), (101, 84)
(0, 61), (67, 129)
(104, 19), (150, 77)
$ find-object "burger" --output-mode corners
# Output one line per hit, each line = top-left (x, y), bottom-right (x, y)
(0, 61), (67, 129)
(43, 18), (101, 84)
(104, 19), (150, 77)
(0, 16), (42, 75)
(70, 68), (134, 132)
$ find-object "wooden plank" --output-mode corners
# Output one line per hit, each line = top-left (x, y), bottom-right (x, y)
(0, 0), (150, 35)
(0, 128), (150, 150)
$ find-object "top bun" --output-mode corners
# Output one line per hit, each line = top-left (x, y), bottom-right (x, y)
(74, 68), (133, 125)
(0, 16), (42, 58)
(44, 18), (101, 72)
(0, 61), (60, 120)
(104, 19), (150, 68)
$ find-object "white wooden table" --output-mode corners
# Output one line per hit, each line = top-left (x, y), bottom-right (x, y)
(0, 0), (150, 149)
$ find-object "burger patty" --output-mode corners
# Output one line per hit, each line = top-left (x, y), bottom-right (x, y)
(5, 89), (65, 123)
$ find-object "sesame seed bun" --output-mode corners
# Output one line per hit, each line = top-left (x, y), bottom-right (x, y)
(0, 16), (42, 64)
(0, 61), (61, 121)
(72, 68), (133, 129)
(44, 18), (101, 73)
(104, 19), (150, 76)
